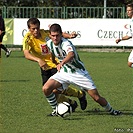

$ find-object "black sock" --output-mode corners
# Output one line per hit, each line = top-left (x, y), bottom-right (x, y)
(0, 44), (8, 52)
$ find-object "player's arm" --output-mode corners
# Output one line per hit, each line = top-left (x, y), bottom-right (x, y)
(23, 50), (48, 70)
(116, 35), (132, 44)
(62, 31), (77, 39)
(23, 49), (40, 62)
(23, 35), (40, 63)
(0, 30), (4, 35)
(23, 34), (48, 70)
(61, 52), (74, 65)
(57, 51), (74, 72)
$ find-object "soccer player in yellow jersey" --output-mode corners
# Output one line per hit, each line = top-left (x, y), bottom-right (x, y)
(23, 18), (87, 116)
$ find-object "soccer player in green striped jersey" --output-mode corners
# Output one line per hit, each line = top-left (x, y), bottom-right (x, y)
(43, 23), (122, 116)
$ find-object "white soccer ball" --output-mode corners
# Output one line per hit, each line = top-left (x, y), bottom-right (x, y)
(56, 102), (72, 118)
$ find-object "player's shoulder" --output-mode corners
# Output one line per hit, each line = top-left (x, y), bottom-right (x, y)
(24, 32), (31, 38)
(62, 37), (70, 43)
(40, 29), (50, 41)
(62, 37), (72, 46)
(46, 39), (52, 46)
(40, 29), (49, 34)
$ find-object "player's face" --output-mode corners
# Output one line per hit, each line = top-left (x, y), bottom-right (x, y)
(28, 23), (40, 38)
(126, 7), (133, 18)
(50, 32), (62, 45)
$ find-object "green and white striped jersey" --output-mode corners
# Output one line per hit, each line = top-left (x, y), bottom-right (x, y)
(47, 37), (85, 73)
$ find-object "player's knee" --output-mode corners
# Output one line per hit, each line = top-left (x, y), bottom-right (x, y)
(42, 85), (51, 96)
(128, 62), (132, 68)
(88, 89), (100, 102)
(93, 95), (101, 102)
(89, 92), (101, 102)
(42, 85), (46, 93)
(89, 93), (98, 101)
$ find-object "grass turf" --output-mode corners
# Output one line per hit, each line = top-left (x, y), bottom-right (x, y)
(0, 51), (133, 133)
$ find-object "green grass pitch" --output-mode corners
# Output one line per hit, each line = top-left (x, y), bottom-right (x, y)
(0, 50), (133, 133)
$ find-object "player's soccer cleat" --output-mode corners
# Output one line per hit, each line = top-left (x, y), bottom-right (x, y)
(78, 91), (87, 110)
(47, 110), (58, 117)
(70, 101), (78, 112)
(110, 110), (122, 116)
(5, 49), (12, 57)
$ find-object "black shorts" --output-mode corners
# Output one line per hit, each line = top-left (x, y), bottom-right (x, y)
(41, 68), (57, 85)
(0, 32), (5, 42)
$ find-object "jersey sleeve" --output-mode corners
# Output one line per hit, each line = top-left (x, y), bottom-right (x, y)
(22, 33), (32, 51)
(62, 40), (74, 54)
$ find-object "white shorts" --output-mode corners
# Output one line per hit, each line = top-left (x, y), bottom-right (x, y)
(50, 69), (96, 91)
(128, 50), (133, 63)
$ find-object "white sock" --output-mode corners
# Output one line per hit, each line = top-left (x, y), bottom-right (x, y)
(103, 102), (114, 113)
(131, 64), (133, 68)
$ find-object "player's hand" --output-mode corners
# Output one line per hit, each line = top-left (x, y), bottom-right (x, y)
(116, 39), (121, 44)
(38, 59), (48, 70)
(57, 62), (63, 72)
(48, 24), (51, 28)
(0, 30), (2, 35)
(70, 31), (77, 39)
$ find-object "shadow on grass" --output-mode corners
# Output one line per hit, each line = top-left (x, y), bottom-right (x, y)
(1, 53), (24, 58)
(74, 109), (133, 116)
(63, 117), (83, 120)
(56, 110), (133, 121)
(0, 79), (30, 82)
(9, 56), (25, 58)
(120, 110), (133, 116)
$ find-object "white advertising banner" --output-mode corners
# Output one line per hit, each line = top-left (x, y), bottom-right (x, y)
(14, 18), (132, 46)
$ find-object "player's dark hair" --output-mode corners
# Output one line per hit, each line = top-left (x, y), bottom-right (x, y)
(27, 18), (40, 28)
(49, 23), (62, 34)
(126, 3), (133, 9)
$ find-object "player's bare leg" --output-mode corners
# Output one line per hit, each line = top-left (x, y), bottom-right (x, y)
(0, 43), (11, 57)
(42, 79), (63, 116)
(87, 89), (122, 115)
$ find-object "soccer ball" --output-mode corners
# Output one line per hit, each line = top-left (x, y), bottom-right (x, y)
(56, 102), (72, 118)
